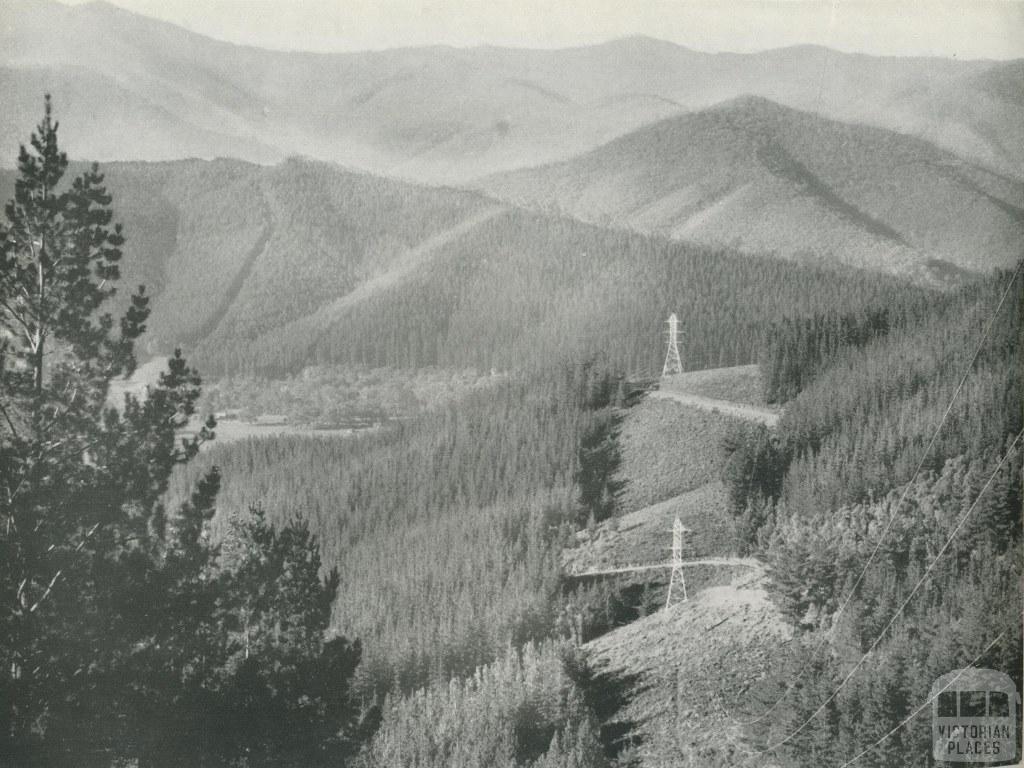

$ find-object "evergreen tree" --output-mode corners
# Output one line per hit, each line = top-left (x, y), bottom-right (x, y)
(0, 99), (374, 766)
(0, 95), (165, 762)
(196, 505), (378, 768)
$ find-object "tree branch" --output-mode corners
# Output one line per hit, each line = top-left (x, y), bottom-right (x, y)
(25, 522), (102, 614)
(0, 397), (21, 441)
(0, 296), (38, 337)
(28, 569), (62, 613)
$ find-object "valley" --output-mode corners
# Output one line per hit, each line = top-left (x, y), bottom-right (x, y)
(0, 3), (1021, 766)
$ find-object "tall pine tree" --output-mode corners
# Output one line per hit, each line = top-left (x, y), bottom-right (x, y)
(0, 98), (374, 766)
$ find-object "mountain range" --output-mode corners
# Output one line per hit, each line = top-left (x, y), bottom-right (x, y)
(2, 0), (1023, 183)
(479, 96), (1024, 279)
(1, 0), (1021, 378)
(0, 156), (934, 379)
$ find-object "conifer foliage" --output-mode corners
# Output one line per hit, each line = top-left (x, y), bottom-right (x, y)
(723, 264), (1023, 765)
(362, 642), (606, 768)
(0, 100), (372, 766)
(170, 361), (628, 695)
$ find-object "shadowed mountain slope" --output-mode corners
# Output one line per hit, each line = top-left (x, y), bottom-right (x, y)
(480, 97), (1024, 281)
(2, 1), (1022, 181)
(0, 156), (493, 355)
(2, 155), (933, 378)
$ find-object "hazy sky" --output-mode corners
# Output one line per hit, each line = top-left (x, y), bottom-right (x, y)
(59, 0), (1024, 59)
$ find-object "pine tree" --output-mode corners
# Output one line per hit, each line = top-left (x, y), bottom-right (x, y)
(197, 505), (378, 768)
(0, 95), (169, 762)
(0, 98), (375, 766)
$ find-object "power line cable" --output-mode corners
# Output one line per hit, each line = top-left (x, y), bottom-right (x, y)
(718, 261), (1022, 728)
(723, 427), (1022, 759)
(836, 630), (1009, 768)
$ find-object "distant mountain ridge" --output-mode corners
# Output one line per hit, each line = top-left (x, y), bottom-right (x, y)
(2, 0), (1022, 182)
(479, 97), (1024, 281)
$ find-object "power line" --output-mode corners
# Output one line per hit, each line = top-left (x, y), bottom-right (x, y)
(665, 517), (690, 607)
(835, 631), (1009, 768)
(724, 428), (1022, 760)
(718, 260), (1023, 728)
(662, 313), (683, 376)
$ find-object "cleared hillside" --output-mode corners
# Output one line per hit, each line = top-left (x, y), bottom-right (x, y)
(563, 376), (792, 768)
(567, 365), (773, 571)
(658, 364), (768, 407)
(2, 2), (1022, 181)
(562, 482), (737, 576)
(585, 566), (791, 768)
(614, 397), (745, 514)
(481, 97), (1024, 282)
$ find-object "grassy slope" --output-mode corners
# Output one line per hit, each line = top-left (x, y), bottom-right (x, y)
(585, 566), (790, 768)
(563, 482), (737, 575)
(480, 97), (1024, 281)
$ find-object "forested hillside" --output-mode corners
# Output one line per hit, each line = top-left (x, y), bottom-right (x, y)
(713, 265), (1023, 765)
(111, 188), (1017, 768)
(219, 209), (935, 378)
(2, 156), (933, 380)
(362, 642), (607, 768)
(154, 263), (1021, 768)
(720, 265), (1021, 550)
(773, 267), (1020, 519)
(3, 120), (1012, 768)
(3, 12), (1020, 764)
(168, 362), (629, 694)
(0, 157), (492, 359)
(763, 450), (1021, 766)
(480, 98), (1024, 282)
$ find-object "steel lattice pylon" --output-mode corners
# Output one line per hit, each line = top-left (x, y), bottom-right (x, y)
(665, 517), (689, 607)
(662, 313), (683, 377)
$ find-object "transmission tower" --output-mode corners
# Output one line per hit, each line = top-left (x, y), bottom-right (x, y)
(665, 517), (689, 608)
(662, 313), (683, 377)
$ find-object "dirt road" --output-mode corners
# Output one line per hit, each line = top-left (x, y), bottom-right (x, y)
(648, 389), (780, 427)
